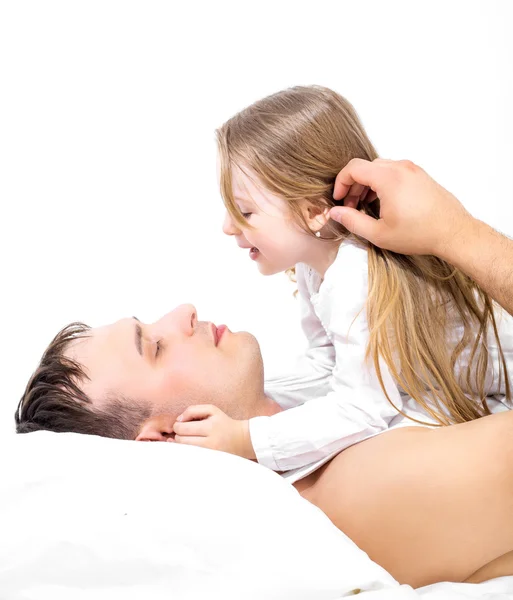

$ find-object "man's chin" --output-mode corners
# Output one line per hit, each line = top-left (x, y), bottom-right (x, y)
(234, 330), (261, 352)
(233, 331), (264, 374)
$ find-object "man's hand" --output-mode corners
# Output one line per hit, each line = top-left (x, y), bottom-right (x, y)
(329, 158), (474, 258)
(173, 405), (256, 459)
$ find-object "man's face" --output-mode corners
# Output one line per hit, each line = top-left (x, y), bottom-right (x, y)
(68, 304), (266, 425)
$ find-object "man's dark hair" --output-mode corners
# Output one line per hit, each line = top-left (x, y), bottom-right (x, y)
(15, 322), (151, 439)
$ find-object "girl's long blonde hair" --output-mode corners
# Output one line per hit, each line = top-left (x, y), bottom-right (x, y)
(216, 85), (510, 425)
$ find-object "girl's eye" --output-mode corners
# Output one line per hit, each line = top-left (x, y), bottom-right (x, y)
(242, 212), (252, 219)
(155, 340), (162, 357)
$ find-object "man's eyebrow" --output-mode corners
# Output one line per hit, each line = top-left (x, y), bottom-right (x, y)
(133, 318), (143, 357)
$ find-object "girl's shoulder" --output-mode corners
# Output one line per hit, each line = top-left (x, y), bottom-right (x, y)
(296, 237), (369, 299)
(336, 235), (369, 261)
(296, 262), (322, 297)
(320, 238), (370, 324)
(324, 237), (369, 287)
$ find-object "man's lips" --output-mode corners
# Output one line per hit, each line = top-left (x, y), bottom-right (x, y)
(217, 325), (228, 343)
(211, 324), (228, 346)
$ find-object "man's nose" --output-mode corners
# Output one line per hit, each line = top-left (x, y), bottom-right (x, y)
(222, 211), (242, 236)
(154, 304), (197, 337)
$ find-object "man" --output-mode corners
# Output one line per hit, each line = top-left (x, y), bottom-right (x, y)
(16, 302), (513, 588)
(16, 306), (280, 442)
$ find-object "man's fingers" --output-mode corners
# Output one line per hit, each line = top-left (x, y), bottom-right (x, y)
(329, 207), (384, 244)
(173, 420), (210, 436)
(333, 158), (376, 201)
(177, 404), (217, 423)
(340, 186), (377, 209)
(343, 182), (367, 208)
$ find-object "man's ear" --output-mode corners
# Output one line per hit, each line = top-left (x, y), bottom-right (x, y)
(135, 414), (176, 442)
(304, 204), (331, 234)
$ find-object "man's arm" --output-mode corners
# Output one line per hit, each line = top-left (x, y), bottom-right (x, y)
(329, 158), (513, 316)
(440, 217), (513, 316)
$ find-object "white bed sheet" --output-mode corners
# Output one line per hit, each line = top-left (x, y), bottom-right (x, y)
(1, 432), (511, 600)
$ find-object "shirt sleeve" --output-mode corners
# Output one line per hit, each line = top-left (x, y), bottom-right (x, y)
(251, 244), (404, 472)
(264, 263), (336, 410)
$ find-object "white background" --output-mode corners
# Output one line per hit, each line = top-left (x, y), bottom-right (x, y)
(1, 0), (512, 435)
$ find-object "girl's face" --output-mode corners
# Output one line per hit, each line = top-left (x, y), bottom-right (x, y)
(222, 167), (315, 276)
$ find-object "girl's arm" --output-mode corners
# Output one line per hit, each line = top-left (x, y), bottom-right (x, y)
(264, 263), (335, 410)
(250, 385), (399, 471)
(251, 244), (405, 472)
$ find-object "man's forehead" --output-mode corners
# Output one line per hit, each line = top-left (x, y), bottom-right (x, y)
(65, 323), (109, 358)
(65, 320), (134, 400)
(64, 332), (91, 362)
(65, 321), (125, 375)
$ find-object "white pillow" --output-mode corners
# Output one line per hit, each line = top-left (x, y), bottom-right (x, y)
(0, 431), (418, 600)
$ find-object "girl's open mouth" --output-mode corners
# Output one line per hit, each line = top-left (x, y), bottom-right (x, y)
(249, 247), (260, 260)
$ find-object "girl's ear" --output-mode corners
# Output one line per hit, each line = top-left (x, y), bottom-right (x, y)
(304, 204), (331, 234)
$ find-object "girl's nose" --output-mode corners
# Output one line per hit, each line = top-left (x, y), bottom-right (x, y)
(222, 211), (242, 236)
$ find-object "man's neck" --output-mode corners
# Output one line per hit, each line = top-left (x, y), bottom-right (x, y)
(249, 393), (282, 418)
(259, 394), (283, 416)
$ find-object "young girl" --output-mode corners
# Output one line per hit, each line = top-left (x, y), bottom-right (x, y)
(174, 85), (513, 479)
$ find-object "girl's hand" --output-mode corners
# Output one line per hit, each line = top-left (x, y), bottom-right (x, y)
(173, 405), (256, 460)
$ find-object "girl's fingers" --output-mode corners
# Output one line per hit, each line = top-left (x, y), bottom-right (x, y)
(173, 420), (210, 436)
(177, 404), (217, 423)
(175, 435), (209, 447)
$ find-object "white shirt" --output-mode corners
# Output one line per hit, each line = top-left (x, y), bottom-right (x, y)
(250, 238), (513, 484)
